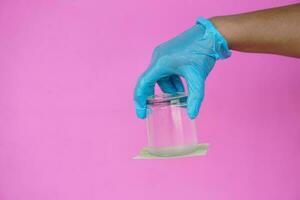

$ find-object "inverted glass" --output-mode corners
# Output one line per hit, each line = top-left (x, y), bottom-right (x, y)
(146, 92), (199, 156)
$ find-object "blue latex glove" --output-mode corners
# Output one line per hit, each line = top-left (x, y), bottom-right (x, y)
(134, 17), (231, 119)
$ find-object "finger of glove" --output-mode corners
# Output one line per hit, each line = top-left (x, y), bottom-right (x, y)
(157, 77), (177, 94)
(134, 65), (164, 119)
(181, 66), (205, 119)
(170, 75), (185, 92)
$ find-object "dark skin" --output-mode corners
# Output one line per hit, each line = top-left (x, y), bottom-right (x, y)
(210, 3), (300, 58)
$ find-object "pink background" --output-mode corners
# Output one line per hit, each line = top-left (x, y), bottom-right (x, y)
(1, 0), (300, 199)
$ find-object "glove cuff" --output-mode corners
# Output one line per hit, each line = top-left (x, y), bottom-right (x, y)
(196, 17), (231, 60)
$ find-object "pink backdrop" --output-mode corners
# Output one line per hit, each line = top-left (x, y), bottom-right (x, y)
(0, 0), (300, 199)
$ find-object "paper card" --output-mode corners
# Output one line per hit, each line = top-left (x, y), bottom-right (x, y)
(134, 144), (209, 159)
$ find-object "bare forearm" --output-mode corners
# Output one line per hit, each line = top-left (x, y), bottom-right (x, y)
(210, 4), (300, 58)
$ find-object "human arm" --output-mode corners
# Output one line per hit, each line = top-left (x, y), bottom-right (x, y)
(134, 4), (300, 120)
(210, 3), (300, 57)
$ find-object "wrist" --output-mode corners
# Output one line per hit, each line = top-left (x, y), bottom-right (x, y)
(209, 16), (242, 50)
(196, 17), (231, 59)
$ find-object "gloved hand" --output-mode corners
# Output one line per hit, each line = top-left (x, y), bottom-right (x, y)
(134, 17), (231, 119)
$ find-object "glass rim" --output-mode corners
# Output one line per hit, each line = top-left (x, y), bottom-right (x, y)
(147, 92), (187, 105)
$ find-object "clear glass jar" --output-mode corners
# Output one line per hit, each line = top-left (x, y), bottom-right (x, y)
(146, 92), (198, 157)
